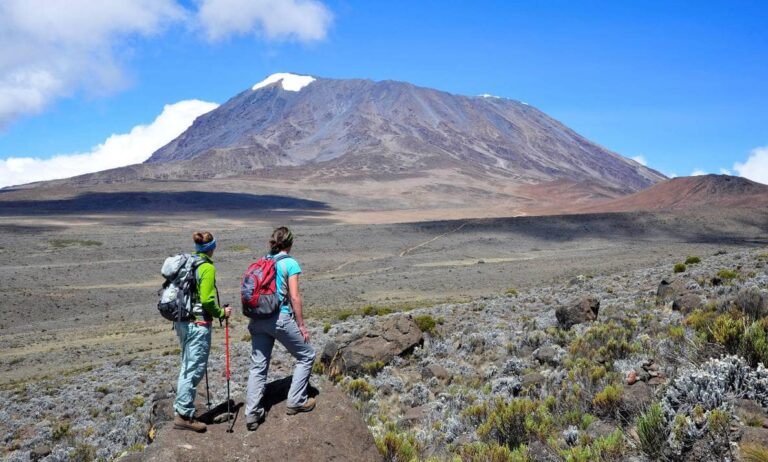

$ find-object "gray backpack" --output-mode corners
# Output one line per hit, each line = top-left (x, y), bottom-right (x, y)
(157, 254), (206, 322)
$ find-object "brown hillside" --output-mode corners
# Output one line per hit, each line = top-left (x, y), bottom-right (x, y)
(576, 175), (768, 213)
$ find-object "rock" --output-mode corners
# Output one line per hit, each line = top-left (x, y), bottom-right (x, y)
(321, 315), (423, 376)
(736, 399), (768, 428)
(534, 344), (566, 366)
(521, 372), (545, 388)
(401, 405), (427, 426)
(526, 440), (560, 462)
(626, 370), (638, 385)
(620, 381), (654, 419)
(142, 379), (382, 462)
(30, 446), (51, 461)
(741, 426), (768, 447)
(657, 279), (686, 303)
(555, 296), (599, 329)
(672, 293), (703, 314)
(116, 358), (133, 367)
(586, 419), (618, 440)
(421, 364), (451, 381)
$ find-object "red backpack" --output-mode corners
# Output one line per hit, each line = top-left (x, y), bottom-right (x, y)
(240, 254), (289, 319)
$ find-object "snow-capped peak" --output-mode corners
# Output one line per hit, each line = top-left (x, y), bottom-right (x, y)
(479, 93), (501, 99)
(252, 73), (316, 92)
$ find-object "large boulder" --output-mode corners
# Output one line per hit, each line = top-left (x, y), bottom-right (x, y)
(657, 279), (686, 304)
(672, 293), (703, 314)
(321, 315), (423, 376)
(556, 297), (599, 329)
(141, 379), (382, 462)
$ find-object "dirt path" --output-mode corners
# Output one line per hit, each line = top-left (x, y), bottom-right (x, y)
(398, 220), (471, 257)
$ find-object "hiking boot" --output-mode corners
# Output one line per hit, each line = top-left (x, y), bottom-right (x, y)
(246, 408), (265, 432)
(173, 414), (207, 432)
(286, 397), (316, 415)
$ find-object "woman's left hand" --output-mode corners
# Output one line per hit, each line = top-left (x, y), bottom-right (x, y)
(298, 324), (310, 342)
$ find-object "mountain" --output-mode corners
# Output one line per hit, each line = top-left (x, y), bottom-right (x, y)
(576, 175), (768, 213)
(140, 73), (664, 195)
(3, 73), (674, 220)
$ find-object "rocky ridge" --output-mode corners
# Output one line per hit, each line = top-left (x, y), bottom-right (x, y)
(2, 248), (768, 461)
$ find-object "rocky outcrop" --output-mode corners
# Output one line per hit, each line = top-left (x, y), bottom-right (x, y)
(555, 296), (599, 329)
(142, 379), (382, 462)
(321, 315), (423, 376)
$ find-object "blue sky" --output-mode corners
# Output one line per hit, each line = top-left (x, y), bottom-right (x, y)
(1, 0), (766, 186)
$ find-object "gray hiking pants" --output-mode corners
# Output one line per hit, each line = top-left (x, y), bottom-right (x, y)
(245, 311), (316, 423)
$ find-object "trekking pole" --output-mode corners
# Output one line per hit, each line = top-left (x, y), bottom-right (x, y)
(225, 315), (234, 433)
(205, 370), (212, 410)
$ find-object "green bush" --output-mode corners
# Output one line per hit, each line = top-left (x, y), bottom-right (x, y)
(636, 403), (666, 459)
(685, 256), (702, 265)
(560, 430), (625, 462)
(592, 384), (624, 418)
(569, 321), (636, 365)
(711, 314), (745, 353)
(741, 443), (768, 462)
(505, 288), (519, 297)
(741, 321), (768, 367)
(375, 430), (419, 462)
(717, 269), (738, 281)
(323, 322), (331, 333)
(457, 442), (529, 462)
(362, 361), (385, 375)
(345, 378), (375, 400)
(673, 263), (687, 273)
(413, 315), (437, 334)
(52, 421), (71, 440)
(123, 395), (146, 414)
(69, 442), (96, 462)
(477, 399), (552, 450)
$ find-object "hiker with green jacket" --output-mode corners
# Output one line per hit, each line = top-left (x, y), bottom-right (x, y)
(173, 231), (232, 432)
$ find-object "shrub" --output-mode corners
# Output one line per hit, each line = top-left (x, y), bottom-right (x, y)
(52, 420), (71, 440)
(345, 378), (375, 400)
(413, 315), (437, 334)
(323, 322), (331, 333)
(241, 333), (252, 342)
(123, 395), (146, 415)
(506, 288), (519, 297)
(711, 314), (745, 353)
(673, 263), (687, 273)
(668, 326), (686, 341)
(375, 430), (419, 462)
(569, 321), (636, 365)
(742, 443), (768, 462)
(636, 403), (666, 459)
(478, 399), (553, 450)
(457, 442), (529, 462)
(95, 385), (110, 395)
(717, 269), (738, 281)
(560, 430), (625, 462)
(337, 309), (356, 321)
(736, 287), (767, 320)
(312, 361), (325, 375)
(592, 384), (624, 417)
(69, 442), (96, 462)
(685, 256), (702, 265)
(362, 361), (385, 375)
(461, 403), (489, 427)
(741, 321), (768, 367)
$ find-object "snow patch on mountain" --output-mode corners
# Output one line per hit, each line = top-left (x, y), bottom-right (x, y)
(252, 73), (316, 92)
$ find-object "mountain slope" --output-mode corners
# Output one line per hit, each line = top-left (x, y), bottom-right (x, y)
(576, 175), (768, 213)
(142, 73), (664, 194)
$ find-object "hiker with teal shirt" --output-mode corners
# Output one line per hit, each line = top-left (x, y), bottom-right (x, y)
(245, 226), (317, 431)
(173, 231), (232, 432)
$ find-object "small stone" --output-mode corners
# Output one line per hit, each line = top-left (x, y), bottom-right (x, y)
(30, 446), (51, 461)
(626, 370), (638, 385)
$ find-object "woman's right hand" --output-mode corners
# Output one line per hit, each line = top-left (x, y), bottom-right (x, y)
(298, 324), (310, 342)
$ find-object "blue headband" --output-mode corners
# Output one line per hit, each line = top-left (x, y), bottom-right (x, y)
(195, 238), (217, 253)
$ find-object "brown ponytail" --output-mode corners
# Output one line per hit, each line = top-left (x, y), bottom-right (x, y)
(192, 231), (214, 245)
(269, 227), (294, 255)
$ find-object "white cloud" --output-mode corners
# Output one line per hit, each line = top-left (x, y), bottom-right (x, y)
(691, 169), (707, 176)
(197, 0), (333, 42)
(0, 0), (333, 128)
(734, 146), (768, 185)
(719, 168), (732, 175)
(631, 155), (647, 166)
(0, 100), (217, 188)
(0, 0), (186, 128)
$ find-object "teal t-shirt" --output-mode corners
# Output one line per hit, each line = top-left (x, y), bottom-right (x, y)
(270, 253), (301, 314)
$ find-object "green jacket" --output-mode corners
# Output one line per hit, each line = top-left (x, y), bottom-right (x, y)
(194, 252), (226, 322)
